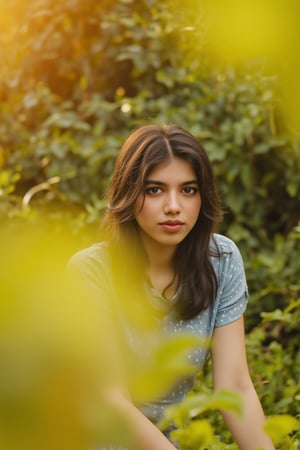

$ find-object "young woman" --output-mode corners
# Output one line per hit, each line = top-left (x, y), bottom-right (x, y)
(66, 124), (275, 450)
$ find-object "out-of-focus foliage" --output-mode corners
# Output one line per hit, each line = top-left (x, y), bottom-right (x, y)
(0, 0), (300, 448)
(203, 0), (300, 132)
(0, 223), (208, 449)
(0, 224), (132, 450)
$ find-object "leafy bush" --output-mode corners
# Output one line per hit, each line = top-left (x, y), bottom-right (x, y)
(1, 0), (299, 448)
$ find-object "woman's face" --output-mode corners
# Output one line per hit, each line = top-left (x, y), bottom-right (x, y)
(135, 157), (201, 252)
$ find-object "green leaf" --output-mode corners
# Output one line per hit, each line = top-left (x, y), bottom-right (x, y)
(263, 415), (300, 445)
(159, 389), (243, 430)
(185, 389), (244, 419)
(23, 92), (39, 109)
(170, 419), (213, 450)
(254, 142), (270, 154)
(129, 334), (209, 402)
(261, 309), (293, 324)
(287, 181), (298, 197)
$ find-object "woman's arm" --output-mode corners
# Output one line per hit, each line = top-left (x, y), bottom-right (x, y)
(212, 317), (275, 450)
(104, 387), (178, 450)
(65, 253), (177, 450)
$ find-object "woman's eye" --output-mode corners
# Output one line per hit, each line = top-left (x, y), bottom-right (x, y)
(145, 186), (162, 195)
(182, 186), (198, 195)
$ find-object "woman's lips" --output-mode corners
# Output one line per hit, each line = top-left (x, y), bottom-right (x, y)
(159, 221), (184, 232)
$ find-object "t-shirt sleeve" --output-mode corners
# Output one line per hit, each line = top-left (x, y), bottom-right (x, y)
(64, 245), (125, 382)
(65, 245), (114, 314)
(214, 239), (249, 327)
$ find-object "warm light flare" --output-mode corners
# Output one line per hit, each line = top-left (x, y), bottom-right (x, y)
(204, 0), (293, 63)
(195, 0), (300, 129)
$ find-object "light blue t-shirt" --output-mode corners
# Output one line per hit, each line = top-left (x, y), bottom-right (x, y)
(66, 233), (248, 422)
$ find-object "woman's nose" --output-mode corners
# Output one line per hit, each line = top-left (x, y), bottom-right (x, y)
(164, 193), (181, 214)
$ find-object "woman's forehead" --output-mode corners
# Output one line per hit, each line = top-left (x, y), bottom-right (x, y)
(146, 157), (197, 182)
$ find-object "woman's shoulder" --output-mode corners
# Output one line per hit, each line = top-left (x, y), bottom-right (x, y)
(210, 233), (240, 254)
(66, 241), (111, 275)
(210, 233), (245, 270)
(69, 241), (108, 260)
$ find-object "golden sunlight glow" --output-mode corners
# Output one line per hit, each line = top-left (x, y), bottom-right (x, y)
(199, 0), (300, 128)
(204, 0), (293, 62)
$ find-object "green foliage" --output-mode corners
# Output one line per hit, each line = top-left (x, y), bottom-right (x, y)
(1, 0), (300, 448)
(159, 384), (299, 449)
(159, 389), (243, 431)
(129, 334), (209, 402)
(246, 224), (300, 327)
(264, 415), (300, 447)
(171, 419), (214, 450)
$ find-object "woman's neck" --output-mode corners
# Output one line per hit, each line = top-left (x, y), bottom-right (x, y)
(140, 237), (178, 298)
(141, 237), (175, 270)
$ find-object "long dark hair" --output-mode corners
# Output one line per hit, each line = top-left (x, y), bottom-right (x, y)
(103, 124), (223, 320)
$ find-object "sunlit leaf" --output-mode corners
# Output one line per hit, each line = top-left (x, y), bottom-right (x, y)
(264, 415), (300, 445)
(170, 419), (213, 450)
(159, 389), (243, 430)
(130, 334), (209, 401)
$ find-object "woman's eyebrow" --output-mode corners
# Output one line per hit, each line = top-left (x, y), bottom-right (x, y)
(182, 180), (198, 185)
(144, 180), (165, 185)
(145, 179), (198, 185)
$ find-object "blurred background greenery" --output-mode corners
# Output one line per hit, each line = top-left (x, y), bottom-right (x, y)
(0, 0), (299, 448)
